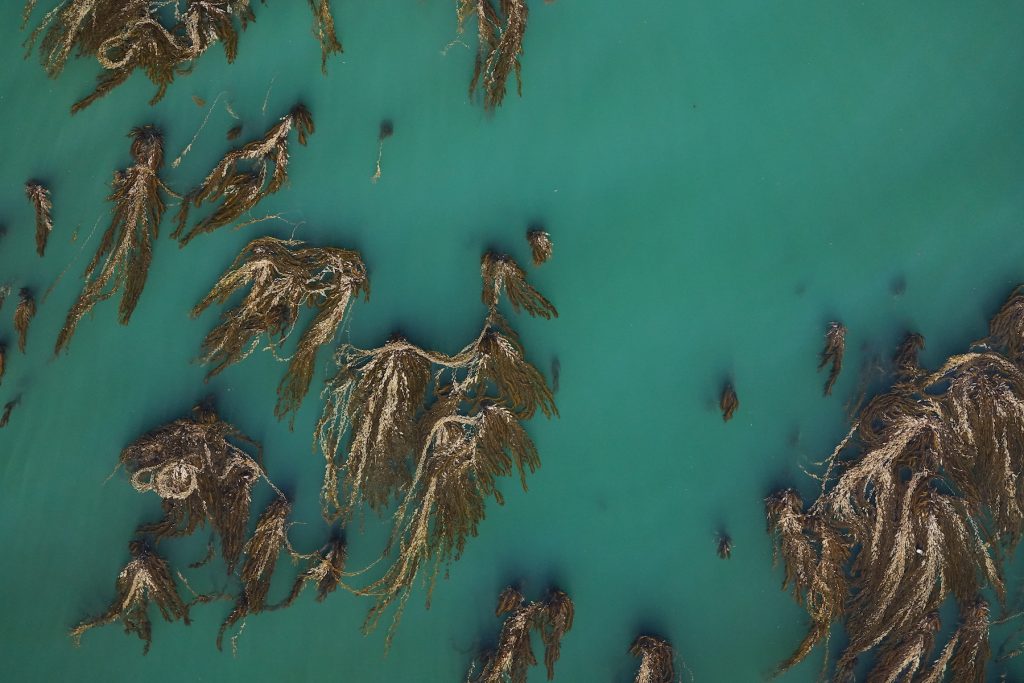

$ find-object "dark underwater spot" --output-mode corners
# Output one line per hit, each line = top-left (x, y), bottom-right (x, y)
(890, 274), (907, 297)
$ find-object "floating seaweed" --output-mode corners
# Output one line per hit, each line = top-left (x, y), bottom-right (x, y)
(0, 396), (19, 428)
(227, 124), (243, 141)
(817, 321), (846, 396)
(0, 284), (10, 310)
(469, 587), (574, 682)
(629, 635), (678, 683)
(25, 181), (53, 256)
(893, 331), (925, 383)
(14, 288), (36, 353)
(307, 0), (343, 73)
(56, 125), (168, 354)
(193, 236), (368, 423)
(526, 229), (552, 266)
(457, 0), (529, 110)
(173, 105), (314, 246)
(0, 344), (5, 385)
(69, 539), (190, 654)
(371, 120), (393, 183)
(274, 535), (346, 609)
(482, 251), (557, 319)
(719, 382), (738, 422)
(716, 532), (732, 560)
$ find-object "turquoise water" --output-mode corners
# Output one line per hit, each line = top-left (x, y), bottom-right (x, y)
(2, 2), (1024, 681)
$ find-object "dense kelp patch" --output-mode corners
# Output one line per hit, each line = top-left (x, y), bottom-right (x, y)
(14, 288), (36, 353)
(457, 0), (530, 110)
(629, 634), (680, 683)
(526, 228), (552, 266)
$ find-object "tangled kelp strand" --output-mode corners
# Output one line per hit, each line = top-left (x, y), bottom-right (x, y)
(893, 331), (926, 383)
(457, 0), (529, 110)
(629, 635), (679, 683)
(274, 536), (346, 609)
(14, 288), (36, 353)
(817, 321), (846, 396)
(25, 181), (53, 256)
(526, 228), (552, 266)
(371, 120), (393, 183)
(482, 251), (557, 319)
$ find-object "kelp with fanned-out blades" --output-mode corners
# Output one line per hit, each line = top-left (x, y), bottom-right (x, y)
(526, 228), (552, 266)
(25, 180), (53, 256)
(457, 0), (529, 110)
(629, 634), (679, 683)
(14, 288), (36, 353)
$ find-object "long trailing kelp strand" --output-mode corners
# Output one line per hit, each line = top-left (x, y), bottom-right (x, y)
(457, 0), (529, 110)
(629, 635), (679, 683)
(482, 251), (557, 319)
(70, 539), (190, 654)
(25, 181), (53, 256)
(307, 0), (342, 73)
(765, 285), (1024, 680)
(173, 104), (314, 246)
(193, 236), (368, 423)
(817, 321), (846, 396)
(56, 125), (169, 354)
(14, 288), (36, 353)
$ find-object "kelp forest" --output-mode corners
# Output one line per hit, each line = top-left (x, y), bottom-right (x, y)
(4, 1), (1024, 682)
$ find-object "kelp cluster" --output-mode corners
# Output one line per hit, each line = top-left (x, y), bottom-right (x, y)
(817, 321), (846, 396)
(25, 180), (53, 256)
(14, 288), (36, 353)
(316, 251), (557, 642)
(457, 0), (530, 110)
(21, 1), (341, 113)
(765, 287), (1024, 680)
(468, 586), (574, 682)
(719, 382), (738, 422)
(629, 635), (679, 683)
(526, 228), (552, 266)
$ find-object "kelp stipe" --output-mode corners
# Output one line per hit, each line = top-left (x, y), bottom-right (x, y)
(14, 288), (36, 353)
(817, 321), (845, 396)
(526, 228), (552, 266)
(629, 635), (679, 683)
(173, 105), (315, 246)
(25, 181), (52, 256)
(457, 0), (529, 110)
(371, 120), (393, 183)
(719, 383), (738, 422)
(56, 125), (168, 354)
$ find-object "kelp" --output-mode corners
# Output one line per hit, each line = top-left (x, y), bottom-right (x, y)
(25, 181), (53, 256)
(482, 251), (557, 319)
(765, 286), (1024, 679)
(193, 236), (368, 423)
(226, 124), (243, 141)
(0, 344), (6, 385)
(817, 321), (846, 396)
(371, 120), (393, 183)
(173, 105), (314, 246)
(307, 0), (343, 73)
(720, 382), (738, 422)
(469, 587), (574, 683)
(457, 0), (529, 110)
(0, 397), (19, 428)
(69, 539), (190, 654)
(526, 229), (552, 266)
(14, 288), (36, 353)
(629, 635), (677, 683)
(893, 332), (925, 383)
(56, 125), (168, 354)
(717, 532), (732, 560)
(274, 535), (346, 609)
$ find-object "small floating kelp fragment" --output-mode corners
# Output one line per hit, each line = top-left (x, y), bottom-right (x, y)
(469, 586), (574, 682)
(457, 0), (529, 110)
(69, 539), (190, 654)
(274, 535), (346, 608)
(307, 0), (343, 73)
(893, 332), (925, 382)
(716, 532), (732, 559)
(0, 344), (6, 385)
(25, 181), (53, 256)
(14, 289), (36, 353)
(192, 95), (206, 107)
(817, 321), (846, 396)
(0, 284), (10, 310)
(629, 635), (678, 683)
(56, 125), (168, 354)
(193, 236), (369, 423)
(173, 105), (314, 246)
(217, 496), (291, 651)
(481, 251), (557, 318)
(719, 382), (738, 422)
(371, 120), (393, 183)
(0, 396), (19, 427)
(227, 124), (243, 141)
(526, 228), (552, 266)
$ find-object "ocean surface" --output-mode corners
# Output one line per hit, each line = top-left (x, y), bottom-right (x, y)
(1, 2), (1024, 681)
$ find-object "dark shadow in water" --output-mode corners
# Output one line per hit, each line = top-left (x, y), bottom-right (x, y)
(550, 355), (560, 393)
(890, 274), (907, 297)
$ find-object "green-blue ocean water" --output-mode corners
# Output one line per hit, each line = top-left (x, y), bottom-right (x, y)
(1, 1), (1024, 680)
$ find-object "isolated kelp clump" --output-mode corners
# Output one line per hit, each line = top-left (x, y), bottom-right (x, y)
(25, 180), (53, 256)
(765, 287), (1024, 681)
(14, 288), (36, 353)
(457, 0), (529, 110)
(21, 1), (341, 113)
(193, 236), (369, 423)
(629, 635), (680, 683)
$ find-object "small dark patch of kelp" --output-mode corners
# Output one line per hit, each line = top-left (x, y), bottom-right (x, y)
(173, 104), (314, 246)
(716, 532), (732, 560)
(457, 0), (529, 110)
(25, 180), (53, 256)
(371, 119), (393, 183)
(527, 228), (552, 266)
(468, 586), (574, 682)
(14, 288), (35, 353)
(629, 634), (679, 683)
(0, 396), (19, 428)
(763, 286), (1024, 681)
(817, 321), (846, 396)
(193, 236), (368, 424)
(56, 125), (169, 354)
(720, 382), (738, 422)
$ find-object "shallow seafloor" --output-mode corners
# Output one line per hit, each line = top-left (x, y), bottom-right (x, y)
(1, 2), (1024, 681)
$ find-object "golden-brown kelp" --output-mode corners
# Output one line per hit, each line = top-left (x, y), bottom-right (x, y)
(457, 0), (529, 110)
(25, 181), (53, 256)
(227, 124), (243, 140)
(0, 284), (10, 311)
(14, 288), (36, 353)
(69, 539), (190, 654)
(274, 536), (346, 608)
(817, 321), (846, 396)
(719, 383), (738, 422)
(307, 0), (343, 73)
(371, 120), (393, 183)
(716, 532), (732, 560)
(893, 332), (925, 383)
(482, 252), (557, 319)
(979, 284), (1024, 361)
(193, 236), (368, 423)
(173, 105), (314, 246)
(920, 599), (989, 683)
(526, 228), (552, 266)
(469, 587), (574, 683)
(56, 125), (168, 354)
(0, 397), (19, 427)
(629, 635), (677, 683)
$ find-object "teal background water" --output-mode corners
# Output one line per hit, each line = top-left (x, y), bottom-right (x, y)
(1, 2), (1024, 681)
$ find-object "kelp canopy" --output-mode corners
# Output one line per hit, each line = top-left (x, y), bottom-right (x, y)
(457, 0), (530, 110)
(21, 1), (341, 112)
(193, 236), (369, 423)
(56, 125), (169, 354)
(765, 286), (1024, 681)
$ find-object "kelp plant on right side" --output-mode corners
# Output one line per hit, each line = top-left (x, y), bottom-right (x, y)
(457, 0), (530, 110)
(765, 285), (1024, 681)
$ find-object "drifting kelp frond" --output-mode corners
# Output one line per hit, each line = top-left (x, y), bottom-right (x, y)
(173, 105), (315, 246)
(854, 612), (940, 683)
(481, 251), (557, 318)
(469, 586), (574, 683)
(14, 288), (36, 353)
(720, 382), (738, 422)
(25, 181), (53, 256)
(307, 0), (343, 73)
(70, 540), (189, 654)
(371, 120), (393, 183)
(193, 236), (368, 423)
(817, 321), (846, 396)
(920, 599), (989, 683)
(457, 0), (529, 110)
(716, 532), (732, 559)
(0, 397), (19, 428)
(526, 229), (552, 265)
(629, 635), (678, 683)
(56, 125), (168, 354)
(0, 344), (6, 385)
(275, 536), (346, 608)
(893, 331), (925, 383)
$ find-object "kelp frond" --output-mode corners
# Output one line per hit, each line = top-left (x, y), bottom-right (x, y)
(371, 120), (393, 183)
(70, 540), (189, 654)
(720, 382), (738, 422)
(716, 532), (732, 559)
(818, 321), (846, 396)
(193, 236), (368, 423)
(173, 105), (315, 246)
(306, 0), (342, 73)
(980, 284), (1024, 361)
(457, 0), (529, 110)
(14, 288), (36, 353)
(25, 180), (53, 256)
(920, 599), (989, 683)
(275, 536), (346, 609)
(629, 635), (677, 683)
(0, 397), (20, 428)
(0, 344), (6, 385)
(893, 331), (925, 383)
(526, 229), (552, 266)
(56, 125), (167, 354)
(482, 251), (557, 318)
